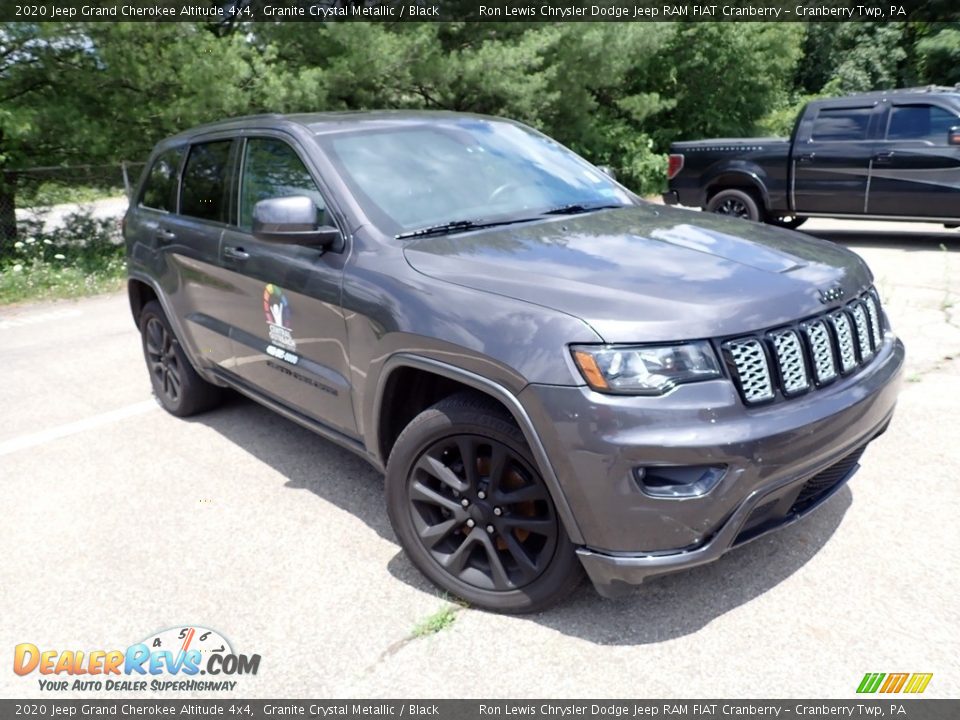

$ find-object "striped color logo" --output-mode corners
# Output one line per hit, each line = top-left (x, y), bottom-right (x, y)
(857, 673), (933, 694)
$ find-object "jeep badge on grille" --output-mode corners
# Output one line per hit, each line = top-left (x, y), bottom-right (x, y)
(818, 285), (845, 303)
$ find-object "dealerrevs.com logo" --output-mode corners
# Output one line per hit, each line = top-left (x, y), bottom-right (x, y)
(13, 626), (261, 692)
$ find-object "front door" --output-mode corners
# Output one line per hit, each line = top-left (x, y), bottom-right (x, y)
(218, 135), (358, 438)
(792, 104), (880, 215)
(866, 101), (960, 219)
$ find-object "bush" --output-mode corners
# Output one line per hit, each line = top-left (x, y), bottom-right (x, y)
(0, 210), (126, 305)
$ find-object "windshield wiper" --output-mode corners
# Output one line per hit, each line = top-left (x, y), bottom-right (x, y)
(396, 217), (533, 239)
(542, 202), (626, 216)
(395, 203), (628, 239)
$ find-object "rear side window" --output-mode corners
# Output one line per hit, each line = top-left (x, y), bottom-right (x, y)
(239, 138), (325, 230)
(180, 140), (233, 223)
(887, 104), (959, 143)
(139, 148), (183, 212)
(811, 107), (872, 141)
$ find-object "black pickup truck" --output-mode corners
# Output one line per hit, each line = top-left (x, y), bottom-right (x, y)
(664, 86), (960, 228)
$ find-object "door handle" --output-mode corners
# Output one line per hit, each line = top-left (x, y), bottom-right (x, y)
(796, 153), (816, 163)
(873, 151), (895, 163)
(154, 228), (176, 245)
(223, 245), (250, 261)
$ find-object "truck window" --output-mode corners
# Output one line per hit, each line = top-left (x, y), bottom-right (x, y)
(238, 138), (325, 230)
(179, 140), (233, 223)
(811, 107), (872, 142)
(139, 147), (184, 213)
(887, 104), (959, 143)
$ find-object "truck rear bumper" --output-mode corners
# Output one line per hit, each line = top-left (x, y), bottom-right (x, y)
(661, 190), (680, 206)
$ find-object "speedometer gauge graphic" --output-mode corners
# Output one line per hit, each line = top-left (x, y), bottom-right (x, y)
(139, 626), (233, 661)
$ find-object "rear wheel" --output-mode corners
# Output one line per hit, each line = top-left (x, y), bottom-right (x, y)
(386, 393), (582, 613)
(139, 300), (224, 417)
(706, 188), (762, 222)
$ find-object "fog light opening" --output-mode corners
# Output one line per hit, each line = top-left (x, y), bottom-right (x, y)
(634, 465), (726, 498)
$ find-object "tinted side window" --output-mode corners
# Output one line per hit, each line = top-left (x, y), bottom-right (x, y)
(180, 140), (233, 223)
(239, 138), (325, 230)
(139, 148), (184, 212)
(887, 104), (959, 143)
(811, 107), (872, 141)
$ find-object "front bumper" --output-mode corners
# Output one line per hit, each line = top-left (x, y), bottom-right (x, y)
(518, 335), (904, 597)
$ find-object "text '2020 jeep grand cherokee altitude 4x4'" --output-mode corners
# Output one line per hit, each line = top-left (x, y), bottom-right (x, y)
(125, 112), (904, 613)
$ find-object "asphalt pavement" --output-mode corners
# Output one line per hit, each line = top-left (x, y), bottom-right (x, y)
(0, 217), (958, 698)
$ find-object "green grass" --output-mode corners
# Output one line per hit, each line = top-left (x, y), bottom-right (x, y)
(410, 604), (460, 638)
(0, 211), (125, 305)
(0, 257), (125, 305)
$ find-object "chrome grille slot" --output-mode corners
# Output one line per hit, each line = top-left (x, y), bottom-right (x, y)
(726, 339), (774, 404)
(864, 293), (883, 349)
(850, 302), (874, 361)
(804, 320), (837, 384)
(771, 330), (809, 395)
(829, 311), (858, 373)
(723, 286), (886, 405)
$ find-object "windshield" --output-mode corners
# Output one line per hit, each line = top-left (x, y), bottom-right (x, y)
(315, 118), (634, 236)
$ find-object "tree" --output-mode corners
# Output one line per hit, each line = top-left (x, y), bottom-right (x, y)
(653, 22), (803, 143)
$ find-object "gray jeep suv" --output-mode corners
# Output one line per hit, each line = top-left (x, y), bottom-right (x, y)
(125, 111), (904, 612)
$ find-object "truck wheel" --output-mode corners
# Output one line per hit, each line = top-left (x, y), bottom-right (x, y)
(767, 215), (807, 230)
(386, 392), (582, 613)
(706, 189), (761, 222)
(139, 300), (224, 417)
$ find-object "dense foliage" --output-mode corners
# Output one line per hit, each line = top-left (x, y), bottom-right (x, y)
(2, 18), (960, 253)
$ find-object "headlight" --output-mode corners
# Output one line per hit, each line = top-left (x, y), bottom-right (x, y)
(571, 342), (722, 395)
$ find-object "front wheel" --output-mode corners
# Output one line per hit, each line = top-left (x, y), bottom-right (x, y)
(767, 215), (807, 230)
(706, 188), (762, 222)
(386, 393), (582, 613)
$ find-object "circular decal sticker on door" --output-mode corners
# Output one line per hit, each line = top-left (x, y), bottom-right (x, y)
(263, 283), (296, 351)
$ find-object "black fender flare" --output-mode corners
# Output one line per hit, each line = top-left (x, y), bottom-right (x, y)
(371, 353), (585, 545)
(701, 165), (771, 211)
(126, 272), (226, 387)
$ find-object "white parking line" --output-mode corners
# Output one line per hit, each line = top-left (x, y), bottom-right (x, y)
(0, 400), (158, 458)
(0, 308), (82, 330)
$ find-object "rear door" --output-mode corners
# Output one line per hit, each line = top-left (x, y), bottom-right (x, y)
(866, 101), (960, 218)
(218, 134), (358, 438)
(792, 102), (882, 215)
(135, 138), (238, 369)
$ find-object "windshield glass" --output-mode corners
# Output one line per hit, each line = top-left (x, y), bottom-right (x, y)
(315, 118), (634, 236)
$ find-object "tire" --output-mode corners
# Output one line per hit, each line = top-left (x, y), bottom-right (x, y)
(706, 188), (762, 222)
(386, 392), (583, 613)
(139, 300), (224, 417)
(766, 215), (807, 230)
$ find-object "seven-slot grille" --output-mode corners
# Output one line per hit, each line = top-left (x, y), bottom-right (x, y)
(723, 289), (885, 405)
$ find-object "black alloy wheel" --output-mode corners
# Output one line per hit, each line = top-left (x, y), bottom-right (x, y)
(716, 197), (752, 218)
(706, 188), (762, 222)
(407, 433), (558, 592)
(144, 315), (183, 405)
(138, 300), (224, 417)
(385, 392), (582, 612)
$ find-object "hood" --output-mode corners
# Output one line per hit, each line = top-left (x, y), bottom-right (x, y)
(402, 205), (873, 344)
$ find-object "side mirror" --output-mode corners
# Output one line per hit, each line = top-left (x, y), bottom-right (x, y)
(597, 165), (618, 181)
(252, 195), (341, 248)
(949, 127), (960, 146)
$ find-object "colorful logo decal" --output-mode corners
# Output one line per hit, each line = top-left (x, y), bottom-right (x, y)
(857, 673), (933, 694)
(263, 283), (296, 351)
(13, 625), (260, 692)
